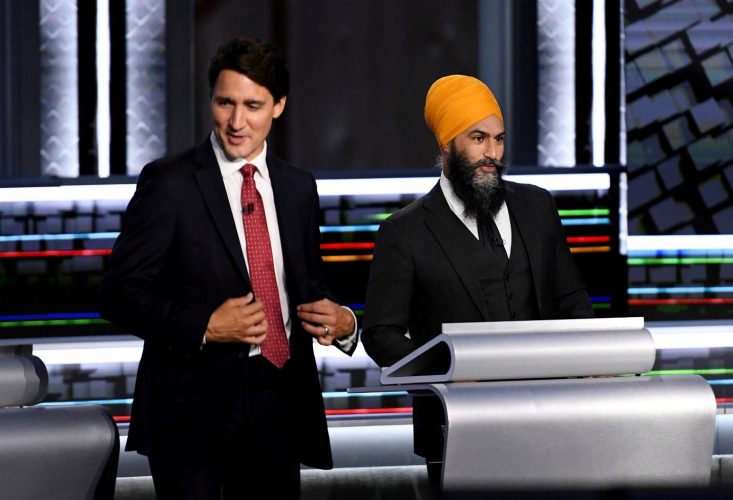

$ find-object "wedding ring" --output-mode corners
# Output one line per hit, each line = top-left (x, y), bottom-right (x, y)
(323, 325), (329, 336)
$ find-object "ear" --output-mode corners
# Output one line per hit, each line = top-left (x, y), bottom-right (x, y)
(272, 96), (287, 119)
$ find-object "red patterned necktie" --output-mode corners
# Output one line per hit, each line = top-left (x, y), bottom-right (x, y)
(240, 164), (289, 368)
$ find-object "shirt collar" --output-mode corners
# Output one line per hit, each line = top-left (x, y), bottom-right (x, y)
(209, 131), (270, 181)
(439, 170), (471, 220)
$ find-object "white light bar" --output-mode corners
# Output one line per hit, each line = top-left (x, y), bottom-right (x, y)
(96, 0), (111, 178)
(506, 173), (610, 191)
(628, 235), (733, 251)
(592, 0), (606, 167)
(650, 324), (733, 350)
(34, 340), (143, 365)
(34, 339), (373, 365)
(0, 173), (611, 203)
(0, 184), (136, 202)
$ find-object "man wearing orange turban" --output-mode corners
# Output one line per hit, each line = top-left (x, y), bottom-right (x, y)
(362, 75), (593, 486)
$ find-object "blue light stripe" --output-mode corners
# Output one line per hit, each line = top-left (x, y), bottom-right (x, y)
(560, 218), (610, 226)
(0, 312), (101, 321)
(628, 286), (733, 295)
(319, 225), (381, 233)
(707, 380), (733, 386)
(39, 398), (134, 407)
(0, 232), (120, 242)
(322, 391), (408, 399)
(590, 296), (611, 303)
(629, 249), (733, 257)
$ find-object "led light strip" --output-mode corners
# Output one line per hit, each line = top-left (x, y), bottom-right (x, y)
(0, 172), (612, 203)
(0, 249), (111, 259)
(628, 257), (733, 265)
(629, 286), (733, 295)
(627, 235), (733, 251)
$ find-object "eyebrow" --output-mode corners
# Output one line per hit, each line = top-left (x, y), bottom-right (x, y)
(468, 128), (506, 138)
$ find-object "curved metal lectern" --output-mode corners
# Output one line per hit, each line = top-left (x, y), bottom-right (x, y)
(355, 317), (717, 492)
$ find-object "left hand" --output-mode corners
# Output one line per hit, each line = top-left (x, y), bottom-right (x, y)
(297, 298), (355, 346)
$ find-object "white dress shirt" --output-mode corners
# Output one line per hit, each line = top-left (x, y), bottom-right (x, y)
(210, 133), (357, 353)
(439, 172), (513, 257)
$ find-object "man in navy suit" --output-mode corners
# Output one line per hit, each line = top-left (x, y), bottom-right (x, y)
(100, 37), (356, 500)
(362, 75), (593, 485)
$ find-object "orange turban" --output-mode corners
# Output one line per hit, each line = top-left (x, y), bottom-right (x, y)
(424, 75), (503, 148)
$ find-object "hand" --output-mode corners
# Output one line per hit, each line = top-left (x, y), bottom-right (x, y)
(205, 293), (268, 345)
(297, 299), (355, 346)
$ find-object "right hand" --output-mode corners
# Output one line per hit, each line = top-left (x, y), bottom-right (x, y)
(205, 293), (268, 345)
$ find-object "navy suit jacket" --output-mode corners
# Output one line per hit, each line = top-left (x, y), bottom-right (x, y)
(100, 138), (338, 468)
(362, 180), (594, 367)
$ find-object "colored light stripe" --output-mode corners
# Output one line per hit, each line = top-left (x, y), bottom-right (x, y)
(566, 236), (610, 244)
(557, 209), (609, 217)
(718, 398), (733, 404)
(708, 379), (733, 386)
(591, 303), (611, 309)
(322, 391), (407, 399)
(40, 398), (133, 406)
(114, 416), (131, 423)
(628, 257), (733, 265)
(322, 255), (373, 263)
(590, 296), (611, 302)
(629, 286), (733, 295)
(325, 407), (412, 416)
(319, 225), (380, 233)
(560, 218), (610, 226)
(0, 318), (109, 327)
(0, 249), (111, 258)
(0, 312), (101, 321)
(629, 298), (733, 306)
(320, 242), (375, 251)
(648, 368), (733, 376)
(569, 246), (611, 254)
(628, 249), (733, 257)
(0, 232), (120, 243)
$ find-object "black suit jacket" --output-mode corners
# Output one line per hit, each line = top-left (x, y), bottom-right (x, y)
(99, 138), (341, 469)
(362, 180), (594, 367)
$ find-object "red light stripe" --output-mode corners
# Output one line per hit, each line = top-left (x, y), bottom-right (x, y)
(629, 298), (733, 306)
(325, 407), (413, 416)
(718, 398), (733, 404)
(320, 242), (375, 250)
(113, 416), (131, 423)
(0, 249), (112, 258)
(566, 236), (610, 244)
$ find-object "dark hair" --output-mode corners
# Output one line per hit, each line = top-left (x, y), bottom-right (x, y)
(207, 37), (289, 101)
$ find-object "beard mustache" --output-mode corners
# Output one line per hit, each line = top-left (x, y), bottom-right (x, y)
(446, 142), (507, 221)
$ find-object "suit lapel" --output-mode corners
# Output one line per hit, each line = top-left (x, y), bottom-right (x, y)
(423, 183), (490, 320)
(504, 182), (545, 313)
(193, 140), (249, 282)
(266, 156), (301, 297)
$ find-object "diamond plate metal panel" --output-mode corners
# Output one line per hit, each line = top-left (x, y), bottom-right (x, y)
(537, 0), (576, 166)
(39, 0), (79, 177)
(126, 0), (166, 175)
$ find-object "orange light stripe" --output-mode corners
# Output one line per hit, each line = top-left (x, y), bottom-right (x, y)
(569, 246), (611, 254)
(629, 298), (733, 305)
(566, 236), (610, 244)
(0, 249), (112, 258)
(320, 242), (375, 250)
(325, 407), (413, 415)
(322, 255), (374, 262)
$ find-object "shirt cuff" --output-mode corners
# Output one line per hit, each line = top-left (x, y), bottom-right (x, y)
(334, 305), (358, 351)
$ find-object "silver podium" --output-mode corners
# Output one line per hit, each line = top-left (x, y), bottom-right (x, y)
(355, 317), (717, 492)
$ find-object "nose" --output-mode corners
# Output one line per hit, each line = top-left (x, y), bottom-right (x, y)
(483, 140), (498, 161)
(229, 105), (245, 131)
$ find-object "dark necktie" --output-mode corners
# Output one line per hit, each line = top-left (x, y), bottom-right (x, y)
(240, 164), (289, 368)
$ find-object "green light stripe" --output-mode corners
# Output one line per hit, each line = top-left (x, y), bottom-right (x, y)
(557, 209), (610, 217)
(591, 303), (611, 309)
(0, 318), (109, 328)
(628, 257), (733, 265)
(647, 368), (733, 376)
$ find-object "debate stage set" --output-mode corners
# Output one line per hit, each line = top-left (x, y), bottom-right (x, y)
(2, 0), (733, 498)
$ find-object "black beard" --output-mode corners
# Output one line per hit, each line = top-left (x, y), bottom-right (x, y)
(446, 143), (506, 221)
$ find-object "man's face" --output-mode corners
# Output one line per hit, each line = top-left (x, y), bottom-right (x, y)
(443, 114), (507, 221)
(444, 114), (505, 175)
(210, 69), (286, 161)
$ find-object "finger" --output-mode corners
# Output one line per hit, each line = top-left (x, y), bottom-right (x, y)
(301, 321), (326, 337)
(315, 334), (333, 346)
(297, 299), (334, 315)
(297, 310), (333, 325)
